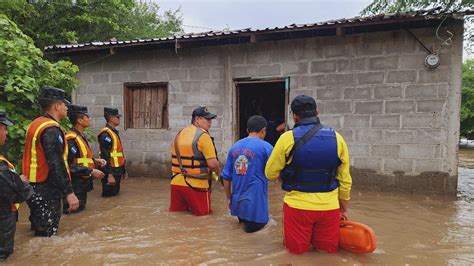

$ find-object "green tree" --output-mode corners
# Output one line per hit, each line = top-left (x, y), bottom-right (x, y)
(361, 0), (473, 54)
(0, 0), (183, 48)
(361, 0), (474, 15)
(0, 14), (78, 164)
(461, 60), (474, 138)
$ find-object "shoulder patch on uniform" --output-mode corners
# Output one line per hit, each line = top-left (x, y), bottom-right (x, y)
(58, 135), (64, 144)
(70, 146), (78, 155)
(104, 136), (112, 143)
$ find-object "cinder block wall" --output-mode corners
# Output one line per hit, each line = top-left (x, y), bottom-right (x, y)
(72, 21), (463, 194)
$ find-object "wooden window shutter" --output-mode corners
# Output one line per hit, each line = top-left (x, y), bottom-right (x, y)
(124, 83), (168, 129)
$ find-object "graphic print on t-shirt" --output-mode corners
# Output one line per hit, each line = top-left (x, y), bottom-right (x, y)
(234, 155), (249, 175)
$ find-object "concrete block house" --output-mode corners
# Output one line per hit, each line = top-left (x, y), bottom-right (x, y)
(45, 9), (472, 194)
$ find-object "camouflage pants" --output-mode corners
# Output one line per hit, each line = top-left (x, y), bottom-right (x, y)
(101, 174), (122, 197)
(0, 212), (16, 259)
(27, 193), (61, 237)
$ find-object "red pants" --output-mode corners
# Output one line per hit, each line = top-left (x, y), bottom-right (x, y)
(169, 185), (212, 216)
(283, 203), (340, 254)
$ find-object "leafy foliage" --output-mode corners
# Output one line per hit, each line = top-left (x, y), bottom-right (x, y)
(361, 0), (473, 54)
(0, 0), (183, 48)
(361, 0), (474, 16)
(461, 60), (474, 138)
(0, 14), (78, 163)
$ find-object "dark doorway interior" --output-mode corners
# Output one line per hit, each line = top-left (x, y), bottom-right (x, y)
(237, 80), (286, 146)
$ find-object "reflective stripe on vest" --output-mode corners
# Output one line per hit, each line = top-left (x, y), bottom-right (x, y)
(0, 156), (20, 212)
(99, 127), (125, 167)
(281, 125), (340, 193)
(171, 125), (209, 178)
(66, 131), (94, 168)
(22, 117), (71, 183)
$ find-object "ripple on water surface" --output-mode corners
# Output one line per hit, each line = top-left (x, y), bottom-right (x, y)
(7, 171), (474, 264)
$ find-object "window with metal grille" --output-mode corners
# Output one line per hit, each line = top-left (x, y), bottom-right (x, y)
(124, 82), (169, 129)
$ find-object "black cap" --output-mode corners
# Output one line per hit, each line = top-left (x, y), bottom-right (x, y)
(104, 107), (122, 118)
(68, 105), (89, 116)
(39, 86), (71, 105)
(192, 106), (217, 120)
(291, 95), (317, 116)
(68, 105), (89, 123)
(0, 112), (14, 126)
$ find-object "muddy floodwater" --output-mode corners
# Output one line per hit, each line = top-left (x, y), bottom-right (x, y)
(5, 150), (474, 265)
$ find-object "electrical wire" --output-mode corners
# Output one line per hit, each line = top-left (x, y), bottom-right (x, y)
(404, 28), (432, 54)
(182, 24), (218, 31)
(78, 53), (113, 68)
(435, 14), (454, 55)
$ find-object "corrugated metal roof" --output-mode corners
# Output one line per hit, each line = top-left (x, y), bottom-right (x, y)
(44, 8), (473, 53)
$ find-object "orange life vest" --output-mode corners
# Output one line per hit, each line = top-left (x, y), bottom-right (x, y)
(99, 127), (125, 167)
(0, 155), (21, 212)
(22, 116), (70, 183)
(66, 130), (95, 170)
(171, 125), (210, 179)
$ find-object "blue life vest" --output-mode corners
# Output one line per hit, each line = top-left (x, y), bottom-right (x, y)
(281, 117), (341, 192)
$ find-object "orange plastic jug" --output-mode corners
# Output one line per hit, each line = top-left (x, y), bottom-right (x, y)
(339, 219), (377, 253)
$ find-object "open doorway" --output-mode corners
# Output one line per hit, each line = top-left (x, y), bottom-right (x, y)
(235, 78), (289, 146)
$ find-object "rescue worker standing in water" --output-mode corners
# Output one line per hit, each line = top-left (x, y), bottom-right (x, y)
(169, 106), (221, 216)
(63, 105), (106, 213)
(265, 95), (352, 254)
(0, 112), (34, 260)
(23, 86), (80, 237)
(98, 107), (127, 197)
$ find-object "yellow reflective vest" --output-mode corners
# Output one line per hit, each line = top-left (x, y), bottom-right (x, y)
(99, 127), (125, 167)
(66, 130), (95, 169)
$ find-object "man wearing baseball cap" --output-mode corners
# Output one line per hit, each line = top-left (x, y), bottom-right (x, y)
(265, 95), (352, 254)
(63, 105), (106, 213)
(169, 106), (221, 216)
(22, 86), (80, 237)
(0, 111), (34, 260)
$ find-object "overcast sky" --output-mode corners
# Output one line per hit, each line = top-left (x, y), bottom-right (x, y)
(155, 0), (373, 33)
(153, 0), (471, 59)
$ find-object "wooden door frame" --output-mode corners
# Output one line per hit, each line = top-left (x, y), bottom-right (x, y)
(233, 77), (290, 142)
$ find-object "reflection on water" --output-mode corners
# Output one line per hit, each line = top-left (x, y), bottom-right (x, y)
(5, 167), (474, 265)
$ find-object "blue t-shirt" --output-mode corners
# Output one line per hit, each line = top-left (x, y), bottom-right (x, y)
(222, 137), (273, 223)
